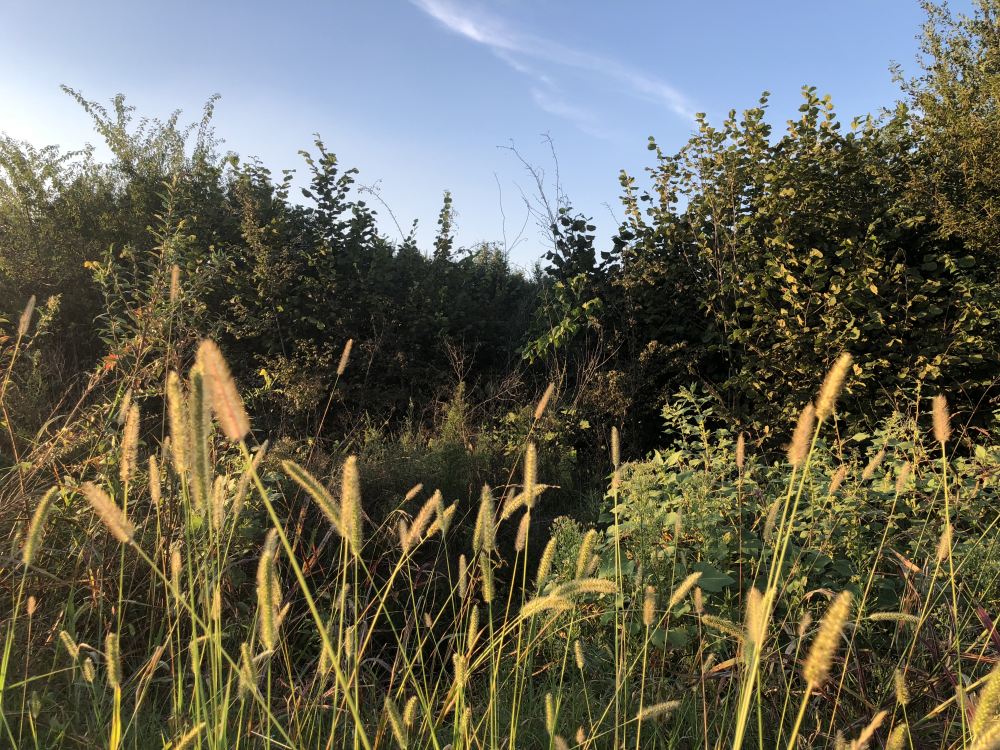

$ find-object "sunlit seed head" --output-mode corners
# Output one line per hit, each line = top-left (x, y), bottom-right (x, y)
(972, 664), (1000, 738)
(636, 701), (681, 722)
(668, 572), (702, 610)
(787, 403), (816, 467)
(932, 393), (951, 445)
(611, 426), (620, 469)
(545, 693), (555, 735)
(337, 339), (353, 377)
(895, 461), (912, 494)
(82, 482), (134, 544)
(936, 523), (952, 562)
(803, 590), (852, 686)
(120, 403), (140, 483)
(169, 264), (181, 303)
(340, 456), (363, 556)
(536, 536), (557, 589)
(798, 612), (812, 639)
(82, 657), (95, 683)
(515, 512), (530, 552)
(534, 383), (555, 421)
(22, 486), (58, 567)
(458, 554), (468, 600)
(736, 432), (745, 471)
(574, 640), (586, 671)
(59, 631), (79, 661)
(197, 339), (250, 442)
(886, 724), (908, 750)
(694, 587), (704, 615)
(816, 353), (853, 422)
(575, 529), (597, 580)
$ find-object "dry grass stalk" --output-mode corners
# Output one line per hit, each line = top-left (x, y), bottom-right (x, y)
(120, 403), (140, 483)
(933, 393), (951, 445)
(197, 339), (250, 442)
(816, 353), (853, 421)
(668, 571), (703, 609)
(22, 486), (58, 566)
(82, 482), (135, 544)
(17, 295), (36, 338)
(788, 403), (816, 467)
(337, 339), (353, 377)
(534, 383), (555, 420)
(803, 590), (852, 686)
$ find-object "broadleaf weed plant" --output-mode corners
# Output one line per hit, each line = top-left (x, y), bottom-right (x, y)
(1, 272), (1000, 749)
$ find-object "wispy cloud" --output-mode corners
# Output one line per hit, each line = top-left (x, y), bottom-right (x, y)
(410, 0), (695, 126)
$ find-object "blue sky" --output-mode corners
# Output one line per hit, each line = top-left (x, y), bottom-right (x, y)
(0, 0), (975, 269)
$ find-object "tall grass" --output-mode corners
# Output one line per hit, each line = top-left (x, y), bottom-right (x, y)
(2, 296), (1000, 748)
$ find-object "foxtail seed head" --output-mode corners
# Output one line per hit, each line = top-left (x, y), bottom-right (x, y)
(283, 460), (341, 534)
(611, 426), (620, 469)
(933, 393), (951, 445)
(643, 586), (656, 627)
(82, 657), (95, 683)
(234, 441), (267, 518)
(197, 339), (250, 442)
(816, 353), (853, 422)
(745, 587), (768, 650)
(120, 403), (140, 483)
(473, 484), (494, 555)
(830, 465), (847, 494)
(169, 264), (181, 303)
(17, 295), (36, 338)
(936, 523), (952, 562)
(849, 710), (886, 750)
(636, 701), (681, 722)
(340, 456), (363, 556)
(82, 482), (134, 544)
(256, 529), (281, 651)
(239, 642), (258, 700)
(894, 669), (910, 706)
(736, 433), (745, 471)
(481, 557), (494, 603)
(803, 590), (852, 686)
(972, 664), (1000, 738)
(534, 383), (555, 421)
(337, 339), (353, 377)
(536, 536), (557, 589)
(458, 554), (468, 600)
(545, 693), (555, 735)
(386, 697), (407, 749)
(886, 725), (908, 750)
(403, 696), (418, 727)
(574, 640), (585, 671)
(575, 529), (597, 580)
(166, 371), (190, 474)
(861, 449), (885, 482)
(788, 403), (816, 467)
(59, 631), (79, 661)
(515, 512), (530, 552)
(668, 572), (703, 609)
(149, 456), (161, 506)
(105, 632), (121, 688)
(895, 461), (912, 494)
(22, 487), (58, 566)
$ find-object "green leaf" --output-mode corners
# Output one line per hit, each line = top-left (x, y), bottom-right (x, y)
(690, 562), (734, 592)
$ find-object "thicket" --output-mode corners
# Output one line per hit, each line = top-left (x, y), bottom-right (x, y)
(2, 1), (1000, 748)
